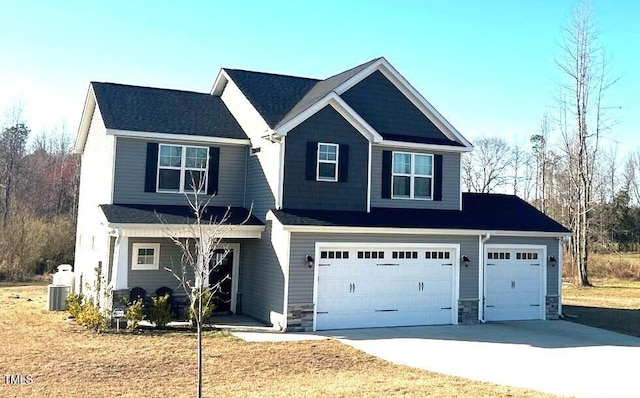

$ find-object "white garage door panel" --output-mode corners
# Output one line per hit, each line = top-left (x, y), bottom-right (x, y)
(316, 247), (456, 330)
(484, 249), (543, 322)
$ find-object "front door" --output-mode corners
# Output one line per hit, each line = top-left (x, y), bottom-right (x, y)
(209, 249), (234, 313)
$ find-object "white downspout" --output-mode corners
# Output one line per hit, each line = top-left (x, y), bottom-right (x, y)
(478, 233), (491, 323)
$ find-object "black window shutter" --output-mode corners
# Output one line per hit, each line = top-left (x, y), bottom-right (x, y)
(338, 144), (349, 182)
(144, 143), (159, 192)
(434, 154), (443, 201)
(381, 150), (392, 198)
(207, 147), (220, 195)
(305, 142), (317, 180)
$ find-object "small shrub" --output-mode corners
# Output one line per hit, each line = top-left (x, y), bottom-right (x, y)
(75, 300), (109, 331)
(149, 294), (171, 328)
(125, 298), (145, 330)
(187, 288), (216, 323)
(66, 292), (84, 318)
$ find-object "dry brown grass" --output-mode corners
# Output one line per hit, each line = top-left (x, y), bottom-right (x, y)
(563, 252), (640, 280)
(562, 278), (640, 309)
(0, 283), (555, 398)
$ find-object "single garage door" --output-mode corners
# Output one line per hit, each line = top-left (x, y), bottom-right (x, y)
(315, 246), (457, 330)
(484, 248), (544, 321)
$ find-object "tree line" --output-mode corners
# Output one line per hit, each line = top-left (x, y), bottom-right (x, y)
(0, 107), (79, 281)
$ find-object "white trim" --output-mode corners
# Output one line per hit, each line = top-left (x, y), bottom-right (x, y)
(478, 233), (491, 322)
(271, 220), (571, 238)
(366, 142), (372, 213)
(379, 140), (473, 153)
(111, 224), (264, 239)
(558, 237), (563, 316)
(131, 243), (160, 271)
(316, 142), (339, 182)
(483, 243), (547, 321)
(75, 84), (97, 154)
(333, 58), (473, 149)
(106, 128), (250, 146)
(391, 151), (434, 200)
(157, 144), (209, 193)
(211, 69), (230, 96)
(277, 137), (286, 210)
(277, 94), (384, 143)
(312, 242), (460, 331)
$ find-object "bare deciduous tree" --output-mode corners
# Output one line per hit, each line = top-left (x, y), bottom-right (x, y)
(555, 0), (618, 286)
(161, 180), (251, 398)
(462, 137), (512, 193)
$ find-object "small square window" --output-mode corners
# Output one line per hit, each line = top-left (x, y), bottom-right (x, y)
(132, 243), (160, 270)
(343, 251), (349, 259)
(378, 251), (384, 259)
(321, 251), (328, 259)
(358, 251), (364, 259)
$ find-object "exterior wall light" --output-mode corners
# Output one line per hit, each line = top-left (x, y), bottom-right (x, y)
(306, 255), (314, 268)
(462, 255), (470, 267)
(548, 256), (557, 267)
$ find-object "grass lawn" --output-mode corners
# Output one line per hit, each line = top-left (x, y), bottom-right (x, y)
(0, 283), (554, 397)
(562, 278), (640, 309)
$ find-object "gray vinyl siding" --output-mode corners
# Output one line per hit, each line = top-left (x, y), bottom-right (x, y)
(238, 221), (285, 324)
(127, 238), (194, 296)
(283, 106), (368, 211)
(113, 137), (247, 206)
(288, 233), (479, 305)
(244, 153), (275, 222)
(371, 146), (461, 210)
(341, 70), (451, 142)
(485, 236), (560, 295)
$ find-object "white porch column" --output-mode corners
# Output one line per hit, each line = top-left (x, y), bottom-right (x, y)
(111, 236), (129, 290)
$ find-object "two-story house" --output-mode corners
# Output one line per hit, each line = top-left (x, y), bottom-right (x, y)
(74, 57), (570, 332)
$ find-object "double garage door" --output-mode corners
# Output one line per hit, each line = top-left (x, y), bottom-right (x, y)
(315, 246), (457, 330)
(484, 248), (545, 321)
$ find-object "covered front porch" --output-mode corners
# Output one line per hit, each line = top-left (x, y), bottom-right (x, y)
(98, 204), (264, 318)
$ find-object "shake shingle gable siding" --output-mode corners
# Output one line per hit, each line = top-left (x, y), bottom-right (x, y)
(283, 106), (368, 212)
(272, 193), (570, 233)
(340, 70), (455, 143)
(91, 82), (246, 139)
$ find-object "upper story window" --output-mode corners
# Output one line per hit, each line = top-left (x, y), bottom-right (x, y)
(158, 144), (209, 192)
(392, 152), (433, 200)
(317, 143), (339, 182)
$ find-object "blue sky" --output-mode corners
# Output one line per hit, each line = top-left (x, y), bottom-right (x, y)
(0, 1), (637, 154)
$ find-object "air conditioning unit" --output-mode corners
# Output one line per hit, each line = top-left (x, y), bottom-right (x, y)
(47, 285), (70, 311)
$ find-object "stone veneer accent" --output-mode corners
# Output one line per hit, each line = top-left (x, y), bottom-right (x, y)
(286, 304), (314, 332)
(546, 295), (560, 320)
(458, 299), (479, 324)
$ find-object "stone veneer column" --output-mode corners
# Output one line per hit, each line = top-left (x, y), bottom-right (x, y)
(458, 299), (480, 324)
(286, 304), (314, 332)
(545, 295), (560, 320)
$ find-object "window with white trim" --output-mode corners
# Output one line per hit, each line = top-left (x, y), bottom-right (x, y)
(317, 143), (339, 181)
(158, 144), (208, 192)
(392, 152), (433, 199)
(132, 243), (160, 270)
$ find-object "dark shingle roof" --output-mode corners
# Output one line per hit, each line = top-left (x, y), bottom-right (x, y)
(271, 193), (570, 233)
(223, 70), (319, 128)
(100, 204), (263, 226)
(91, 82), (247, 139)
(224, 58), (381, 129)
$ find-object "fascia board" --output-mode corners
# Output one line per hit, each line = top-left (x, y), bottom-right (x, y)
(106, 129), (250, 146)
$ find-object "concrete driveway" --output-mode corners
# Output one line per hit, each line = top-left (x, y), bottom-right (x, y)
(323, 321), (640, 397)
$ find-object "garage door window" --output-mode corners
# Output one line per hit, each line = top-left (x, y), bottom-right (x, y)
(425, 251), (450, 259)
(357, 251), (385, 259)
(320, 250), (349, 259)
(488, 252), (511, 260)
(516, 252), (538, 260)
(392, 251), (418, 259)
